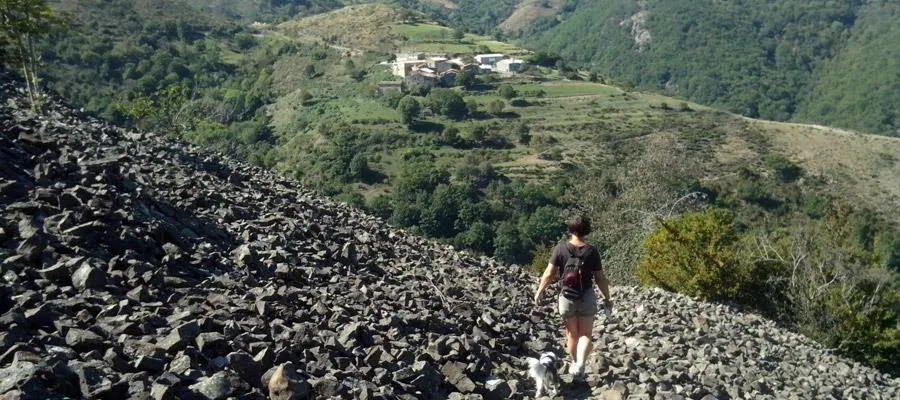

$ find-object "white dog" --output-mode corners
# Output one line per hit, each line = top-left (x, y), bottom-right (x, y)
(526, 352), (562, 398)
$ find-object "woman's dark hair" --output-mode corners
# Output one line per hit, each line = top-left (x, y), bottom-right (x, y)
(566, 215), (592, 237)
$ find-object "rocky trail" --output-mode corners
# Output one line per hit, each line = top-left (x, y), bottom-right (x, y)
(1, 73), (898, 399)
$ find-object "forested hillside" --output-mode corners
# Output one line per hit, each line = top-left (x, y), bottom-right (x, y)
(793, 1), (900, 135)
(522, 0), (899, 136)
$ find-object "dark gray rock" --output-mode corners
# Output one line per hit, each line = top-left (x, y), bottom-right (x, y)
(226, 351), (260, 384)
(134, 355), (165, 372)
(15, 234), (46, 261)
(481, 379), (511, 400)
(71, 263), (106, 291)
(189, 370), (247, 400)
(196, 332), (227, 354)
(441, 361), (476, 393)
(65, 328), (105, 351)
(0, 361), (39, 393)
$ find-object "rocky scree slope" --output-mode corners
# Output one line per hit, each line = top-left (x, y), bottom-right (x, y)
(0, 74), (898, 400)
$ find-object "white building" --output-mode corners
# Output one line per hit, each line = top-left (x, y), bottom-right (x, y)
(496, 59), (524, 74)
(396, 52), (425, 61)
(474, 53), (504, 66)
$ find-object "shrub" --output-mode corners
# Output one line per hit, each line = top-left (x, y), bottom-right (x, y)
(538, 148), (563, 161)
(636, 209), (752, 300)
(366, 195), (392, 220)
(498, 84), (517, 100)
(439, 127), (461, 147)
(765, 154), (802, 182)
(564, 71), (581, 81)
(465, 98), (479, 115)
(488, 99), (505, 115)
(382, 90), (404, 108)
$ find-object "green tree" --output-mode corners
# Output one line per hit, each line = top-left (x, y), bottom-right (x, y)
(498, 84), (517, 100)
(425, 89), (468, 119)
(0, 0), (63, 111)
(397, 95), (421, 126)
(521, 206), (563, 246)
(455, 222), (494, 254)
(349, 154), (369, 180)
(420, 184), (467, 237)
(494, 221), (527, 265)
(393, 160), (450, 202)
(455, 69), (476, 89)
(453, 28), (465, 40)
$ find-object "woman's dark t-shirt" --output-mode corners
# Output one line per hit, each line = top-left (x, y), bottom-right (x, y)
(550, 241), (602, 294)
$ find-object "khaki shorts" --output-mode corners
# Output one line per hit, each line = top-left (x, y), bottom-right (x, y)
(558, 289), (598, 319)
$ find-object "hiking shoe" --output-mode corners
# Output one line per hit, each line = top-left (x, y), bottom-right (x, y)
(569, 362), (585, 381)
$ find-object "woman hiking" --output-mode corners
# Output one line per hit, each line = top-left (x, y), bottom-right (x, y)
(533, 215), (613, 380)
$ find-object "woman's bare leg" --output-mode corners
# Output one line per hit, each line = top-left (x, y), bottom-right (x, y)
(563, 317), (579, 362)
(575, 315), (594, 368)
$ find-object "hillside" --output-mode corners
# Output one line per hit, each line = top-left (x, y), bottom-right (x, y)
(276, 3), (529, 56)
(12, 0), (899, 374)
(3, 71), (900, 399)
(407, 0), (899, 137)
(25, 0), (898, 274)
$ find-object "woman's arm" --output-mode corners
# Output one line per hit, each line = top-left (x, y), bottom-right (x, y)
(593, 269), (611, 301)
(534, 263), (558, 304)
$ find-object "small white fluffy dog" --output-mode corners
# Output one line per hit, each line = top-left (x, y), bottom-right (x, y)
(526, 352), (562, 398)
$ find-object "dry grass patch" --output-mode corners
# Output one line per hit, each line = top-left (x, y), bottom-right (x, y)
(499, 0), (565, 34)
(277, 4), (410, 52)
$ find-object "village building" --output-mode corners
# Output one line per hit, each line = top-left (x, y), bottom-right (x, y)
(392, 59), (424, 78)
(496, 59), (525, 74)
(406, 70), (438, 88)
(427, 57), (450, 74)
(396, 52), (425, 61)
(461, 63), (480, 73)
(474, 53), (504, 66)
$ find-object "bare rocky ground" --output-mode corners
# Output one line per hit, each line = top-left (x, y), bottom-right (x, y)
(1, 74), (898, 399)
